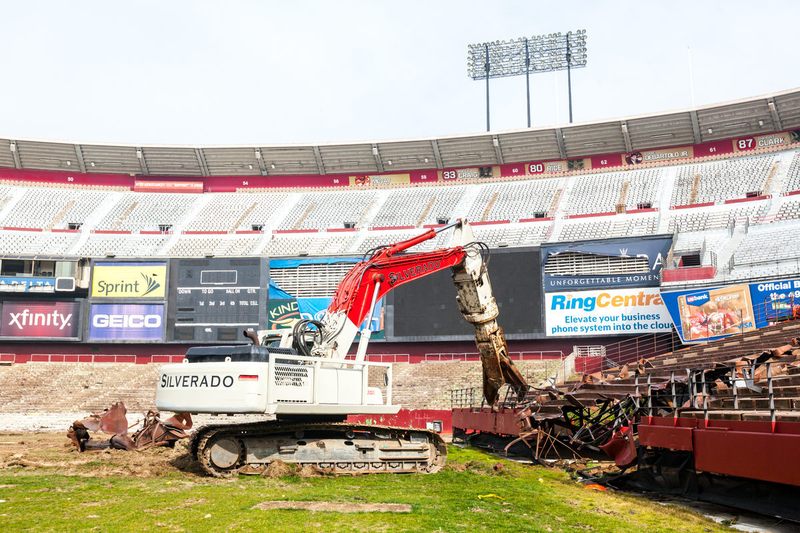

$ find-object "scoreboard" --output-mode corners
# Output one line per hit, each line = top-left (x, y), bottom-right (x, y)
(167, 258), (268, 342)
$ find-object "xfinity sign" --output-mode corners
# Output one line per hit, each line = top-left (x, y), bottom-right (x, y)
(0, 301), (81, 339)
(8, 309), (72, 330)
(88, 303), (165, 342)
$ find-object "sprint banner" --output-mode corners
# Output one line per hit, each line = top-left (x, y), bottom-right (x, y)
(545, 287), (672, 337)
(91, 261), (167, 299)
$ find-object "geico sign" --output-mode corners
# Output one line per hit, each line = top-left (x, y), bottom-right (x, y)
(92, 314), (162, 328)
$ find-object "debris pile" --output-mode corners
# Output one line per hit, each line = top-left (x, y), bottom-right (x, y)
(67, 402), (192, 452)
(460, 323), (800, 468)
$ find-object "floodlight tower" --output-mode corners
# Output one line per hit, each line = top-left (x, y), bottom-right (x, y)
(467, 30), (588, 131)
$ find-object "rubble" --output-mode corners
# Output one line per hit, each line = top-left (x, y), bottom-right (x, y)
(67, 402), (192, 452)
(457, 321), (800, 469)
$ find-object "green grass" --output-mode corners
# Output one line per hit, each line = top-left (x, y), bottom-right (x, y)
(0, 443), (726, 532)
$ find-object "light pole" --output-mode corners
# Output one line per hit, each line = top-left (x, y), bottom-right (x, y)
(467, 30), (588, 130)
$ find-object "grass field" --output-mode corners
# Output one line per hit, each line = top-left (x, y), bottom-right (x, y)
(0, 432), (727, 532)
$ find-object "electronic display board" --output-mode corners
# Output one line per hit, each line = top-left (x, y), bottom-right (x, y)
(387, 247), (543, 341)
(167, 258), (268, 343)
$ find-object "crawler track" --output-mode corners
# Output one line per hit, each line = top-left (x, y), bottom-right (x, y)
(190, 421), (447, 477)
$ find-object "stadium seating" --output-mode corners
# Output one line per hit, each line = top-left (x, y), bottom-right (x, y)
(263, 233), (357, 257)
(95, 192), (200, 231)
(566, 169), (660, 215)
(667, 203), (768, 233)
(372, 186), (465, 228)
(782, 151), (800, 193)
(473, 223), (552, 247)
(733, 223), (800, 267)
(775, 199), (800, 222)
(184, 192), (290, 231)
(167, 234), (263, 257)
(670, 154), (774, 206)
(558, 215), (658, 242)
(1, 187), (111, 230)
(0, 147), (800, 273)
(466, 178), (559, 222)
(0, 230), (78, 256)
(76, 234), (169, 257)
(278, 190), (378, 230)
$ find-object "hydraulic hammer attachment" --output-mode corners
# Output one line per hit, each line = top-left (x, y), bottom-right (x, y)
(449, 222), (528, 405)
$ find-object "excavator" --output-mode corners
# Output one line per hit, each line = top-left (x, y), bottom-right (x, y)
(156, 220), (528, 476)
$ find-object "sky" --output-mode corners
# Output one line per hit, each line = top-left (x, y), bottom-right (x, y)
(0, 1), (798, 146)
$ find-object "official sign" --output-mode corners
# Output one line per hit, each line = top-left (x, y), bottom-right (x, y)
(542, 237), (672, 292)
(545, 288), (672, 337)
(0, 300), (81, 339)
(88, 303), (165, 341)
(91, 261), (167, 299)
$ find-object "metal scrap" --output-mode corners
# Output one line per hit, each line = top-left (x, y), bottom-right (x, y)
(486, 333), (800, 466)
(67, 402), (192, 452)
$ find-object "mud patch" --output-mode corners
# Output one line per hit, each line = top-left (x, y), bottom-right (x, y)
(444, 461), (507, 476)
(253, 501), (412, 513)
(262, 460), (296, 478)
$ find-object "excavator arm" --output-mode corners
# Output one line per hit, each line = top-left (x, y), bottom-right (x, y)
(299, 220), (527, 405)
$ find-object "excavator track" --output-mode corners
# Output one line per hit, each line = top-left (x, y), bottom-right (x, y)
(190, 421), (447, 477)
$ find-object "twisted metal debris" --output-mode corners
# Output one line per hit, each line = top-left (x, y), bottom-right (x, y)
(67, 402), (192, 452)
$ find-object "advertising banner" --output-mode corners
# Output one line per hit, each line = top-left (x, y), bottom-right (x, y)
(624, 146), (692, 166)
(732, 131), (799, 153)
(0, 300), (81, 339)
(663, 278), (800, 343)
(749, 278), (800, 326)
(133, 180), (203, 193)
(349, 173), (411, 187)
(267, 256), (384, 337)
(0, 276), (56, 293)
(545, 288), (672, 337)
(542, 237), (672, 292)
(661, 284), (756, 343)
(88, 303), (165, 341)
(268, 296), (383, 332)
(91, 261), (167, 299)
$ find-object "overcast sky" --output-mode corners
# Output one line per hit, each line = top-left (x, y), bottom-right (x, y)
(1, 1), (797, 146)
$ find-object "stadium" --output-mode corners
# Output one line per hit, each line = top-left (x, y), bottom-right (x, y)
(2, 3), (800, 531)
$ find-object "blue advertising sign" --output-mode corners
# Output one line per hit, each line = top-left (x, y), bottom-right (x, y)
(661, 284), (755, 343)
(661, 278), (800, 344)
(748, 278), (800, 327)
(0, 276), (56, 293)
(541, 236), (673, 292)
(88, 303), (165, 341)
(268, 257), (384, 337)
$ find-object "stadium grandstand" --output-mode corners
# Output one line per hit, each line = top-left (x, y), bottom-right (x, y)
(3, 88), (800, 521)
(0, 88), (796, 358)
(0, 90), (797, 277)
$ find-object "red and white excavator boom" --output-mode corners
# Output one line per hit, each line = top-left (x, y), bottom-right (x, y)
(262, 219), (526, 404)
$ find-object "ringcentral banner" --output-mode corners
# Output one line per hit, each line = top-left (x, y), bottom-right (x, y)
(91, 261), (167, 299)
(88, 303), (165, 342)
(541, 237), (672, 292)
(0, 300), (81, 340)
(545, 288), (672, 337)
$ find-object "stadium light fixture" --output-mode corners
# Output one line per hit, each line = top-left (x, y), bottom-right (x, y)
(467, 29), (588, 130)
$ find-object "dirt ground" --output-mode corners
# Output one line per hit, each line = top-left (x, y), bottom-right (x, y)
(0, 431), (201, 478)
